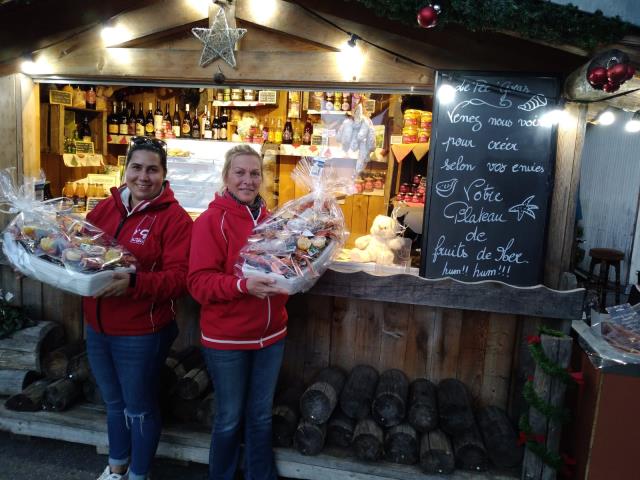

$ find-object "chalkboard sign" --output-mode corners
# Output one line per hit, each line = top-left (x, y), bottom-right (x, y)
(420, 72), (561, 286)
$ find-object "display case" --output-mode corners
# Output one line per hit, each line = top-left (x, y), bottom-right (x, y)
(164, 139), (261, 214)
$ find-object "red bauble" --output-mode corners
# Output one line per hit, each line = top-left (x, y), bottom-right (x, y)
(587, 67), (608, 87)
(603, 81), (620, 93)
(607, 63), (628, 83)
(417, 5), (438, 28)
(625, 64), (636, 81)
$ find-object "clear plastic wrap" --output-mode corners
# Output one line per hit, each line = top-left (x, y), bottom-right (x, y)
(236, 157), (348, 294)
(0, 170), (136, 297)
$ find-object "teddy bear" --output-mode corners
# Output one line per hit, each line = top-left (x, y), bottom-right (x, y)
(350, 214), (405, 265)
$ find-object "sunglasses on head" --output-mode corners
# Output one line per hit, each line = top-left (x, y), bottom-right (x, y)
(129, 136), (167, 152)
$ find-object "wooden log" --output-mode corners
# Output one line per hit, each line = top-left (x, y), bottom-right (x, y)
(0, 369), (40, 396)
(177, 366), (210, 400)
(477, 405), (522, 468)
(66, 352), (90, 382)
(196, 391), (216, 429)
(452, 425), (489, 472)
(352, 417), (384, 461)
(273, 384), (304, 447)
(293, 419), (326, 456)
(163, 346), (203, 394)
(4, 378), (53, 411)
(339, 364), (379, 420)
(42, 377), (81, 411)
(170, 394), (201, 423)
(371, 369), (409, 427)
(327, 408), (355, 448)
(42, 340), (86, 379)
(0, 321), (64, 372)
(300, 366), (346, 424)
(82, 377), (103, 405)
(438, 378), (475, 436)
(384, 422), (418, 465)
(522, 333), (573, 480)
(419, 429), (455, 474)
(408, 378), (438, 433)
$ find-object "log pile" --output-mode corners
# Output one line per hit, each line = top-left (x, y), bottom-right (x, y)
(275, 365), (523, 475)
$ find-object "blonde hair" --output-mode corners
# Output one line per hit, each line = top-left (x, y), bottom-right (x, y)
(221, 145), (263, 192)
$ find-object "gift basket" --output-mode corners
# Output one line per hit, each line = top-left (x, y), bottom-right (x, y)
(0, 170), (136, 297)
(236, 158), (349, 294)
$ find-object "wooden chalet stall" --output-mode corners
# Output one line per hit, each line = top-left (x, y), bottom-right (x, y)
(0, 0), (601, 478)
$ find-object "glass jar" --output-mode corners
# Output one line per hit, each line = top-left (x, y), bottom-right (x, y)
(415, 192), (425, 203)
(413, 174), (422, 185)
(399, 183), (410, 194)
(403, 109), (421, 128)
(402, 127), (418, 144)
(396, 192), (405, 202)
(216, 90), (224, 101)
(223, 88), (231, 102)
(418, 128), (430, 143)
(373, 176), (384, 190)
(243, 89), (255, 101)
(354, 179), (364, 194)
(231, 89), (243, 101)
(364, 177), (374, 192)
(420, 111), (432, 129)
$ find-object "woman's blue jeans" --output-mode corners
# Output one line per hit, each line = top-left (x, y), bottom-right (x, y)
(203, 339), (285, 480)
(86, 322), (177, 479)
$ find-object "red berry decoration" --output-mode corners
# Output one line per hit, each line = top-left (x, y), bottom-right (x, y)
(417, 4), (440, 29)
(625, 64), (636, 81)
(607, 63), (628, 83)
(603, 81), (620, 93)
(587, 67), (608, 88)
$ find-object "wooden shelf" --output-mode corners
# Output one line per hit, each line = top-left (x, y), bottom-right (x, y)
(310, 269), (584, 320)
(0, 402), (517, 480)
(307, 110), (348, 115)
(212, 100), (274, 107)
(65, 107), (107, 114)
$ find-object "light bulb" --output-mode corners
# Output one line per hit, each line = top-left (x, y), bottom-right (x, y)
(597, 109), (615, 126)
(437, 84), (456, 104)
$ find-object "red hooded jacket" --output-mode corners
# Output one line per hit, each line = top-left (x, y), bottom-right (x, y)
(83, 182), (192, 335)
(188, 192), (288, 350)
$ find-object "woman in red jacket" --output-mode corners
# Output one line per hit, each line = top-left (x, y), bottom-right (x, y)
(188, 144), (288, 480)
(84, 137), (192, 480)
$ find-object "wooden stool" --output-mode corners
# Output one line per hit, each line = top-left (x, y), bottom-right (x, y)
(588, 248), (624, 311)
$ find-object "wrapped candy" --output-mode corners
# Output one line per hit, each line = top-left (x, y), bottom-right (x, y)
(236, 157), (348, 294)
(0, 170), (136, 296)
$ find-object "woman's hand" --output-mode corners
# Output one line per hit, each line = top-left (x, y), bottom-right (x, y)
(245, 277), (288, 299)
(94, 272), (131, 298)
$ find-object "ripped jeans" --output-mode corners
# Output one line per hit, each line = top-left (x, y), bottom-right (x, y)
(86, 322), (177, 480)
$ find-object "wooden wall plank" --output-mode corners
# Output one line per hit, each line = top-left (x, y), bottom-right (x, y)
(366, 195), (386, 228)
(281, 294), (307, 384)
(277, 156), (297, 206)
(350, 195), (369, 246)
(173, 296), (200, 352)
(329, 297), (357, 371)
(339, 196), (354, 247)
(479, 313), (518, 409)
(42, 285), (83, 342)
(425, 307), (463, 383)
(403, 305), (434, 379)
(353, 299), (384, 369)
(20, 277), (43, 321)
(456, 311), (490, 406)
(19, 75), (40, 178)
(302, 294), (333, 384)
(378, 302), (410, 372)
(1, 266), (22, 307)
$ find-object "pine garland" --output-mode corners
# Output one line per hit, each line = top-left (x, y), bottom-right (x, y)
(523, 379), (571, 423)
(348, 0), (632, 51)
(519, 414), (565, 471)
(0, 292), (36, 339)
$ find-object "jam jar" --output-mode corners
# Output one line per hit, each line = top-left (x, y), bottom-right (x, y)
(399, 183), (410, 194)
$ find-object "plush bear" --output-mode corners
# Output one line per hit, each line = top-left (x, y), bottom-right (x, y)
(350, 215), (405, 265)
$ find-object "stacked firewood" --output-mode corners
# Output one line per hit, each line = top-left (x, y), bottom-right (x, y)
(161, 346), (214, 428)
(273, 366), (523, 474)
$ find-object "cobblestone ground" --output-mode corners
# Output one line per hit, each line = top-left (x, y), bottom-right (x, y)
(0, 430), (208, 480)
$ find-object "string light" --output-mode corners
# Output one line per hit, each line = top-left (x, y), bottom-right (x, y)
(596, 108), (616, 126)
(437, 84), (456, 104)
(625, 111), (640, 133)
(347, 33), (359, 48)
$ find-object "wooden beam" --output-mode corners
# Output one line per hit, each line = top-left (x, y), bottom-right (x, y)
(544, 102), (587, 289)
(309, 271), (584, 320)
(39, 48), (433, 88)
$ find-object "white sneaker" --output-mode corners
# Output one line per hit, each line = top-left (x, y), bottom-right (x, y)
(96, 465), (129, 480)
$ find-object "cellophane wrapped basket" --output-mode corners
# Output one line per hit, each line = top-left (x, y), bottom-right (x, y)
(236, 158), (350, 294)
(0, 170), (137, 297)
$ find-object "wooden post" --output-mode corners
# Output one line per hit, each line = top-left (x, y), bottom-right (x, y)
(42, 340), (86, 379)
(177, 366), (210, 400)
(5, 378), (53, 411)
(273, 384), (304, 447)
(0, 369), (40, 396)
(437, 378), (476, 436)
(294, 419), (326, 456)
(371, 368), (409, 427)
(339, 364), (379, 420)
(521, 334), (573, 480)
(0, 321), (64, 372)
(477, 405), (523, 468)
(196, 392), (216, 429)
(300, 366), (346, 424)
(42, 377), (81, 411)
(384, 422), (419, 464)
(352, 417), (384, 461)
(419, 429), (455, 474)
(408, 378), (438, 433)
(327, 409), (355, 448)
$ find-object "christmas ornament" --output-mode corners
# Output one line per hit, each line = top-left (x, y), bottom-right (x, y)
(192, 5), (247, 68)
(603, 81), (620, 93)
(607, 63), (627, 83)
(417, 3), (440, 29)
(587, 66), (607, 88)
(585, 49), (635, 92)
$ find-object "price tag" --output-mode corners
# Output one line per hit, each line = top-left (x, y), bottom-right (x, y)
(49, 90), (72, 106)
(258, 90), (277, 104)
(74, 141), (94, 154)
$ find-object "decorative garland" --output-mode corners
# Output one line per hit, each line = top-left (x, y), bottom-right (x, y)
(0, 290), (35, 339)
(518, 326), (578, 472)
(348, 0), (632, 51)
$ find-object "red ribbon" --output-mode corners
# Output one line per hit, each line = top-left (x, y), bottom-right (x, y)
(517, 431), (528, 446)
(534, 434), (546, 444)
(527, 335), (542, 344)
(569, 371), (584, 385)
(527, 375), (534, 382)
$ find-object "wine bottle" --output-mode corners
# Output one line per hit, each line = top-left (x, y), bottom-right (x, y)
(163, 103), (173, 139)
(172, 103), (181, 138)
(302, 119), (312, 145)
(274, 118), (283, 144)
(191, 107), (201, 139)
(212, 107), (220, 140)
(119, 102), (129, 135)
(86, 87), (96, 110)
(282, 118), (293, 144)
(108, 103), (119, 135)
(203, 106), (213, 140)
(219, 109), (228, 141)
(127, 103), (136, 135)
(145, 102), (154, 137)
(182, 104), (191, 136)
(136, 102), (145, 136)
(154, 100), (164, 138)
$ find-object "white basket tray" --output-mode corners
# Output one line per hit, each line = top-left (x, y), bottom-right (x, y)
(2, 232), (134, 297)
(241, 241), (337, 295)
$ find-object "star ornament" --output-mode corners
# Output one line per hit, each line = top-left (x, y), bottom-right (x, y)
(192, 7), (247, 68)
(508, 195), (539, 222)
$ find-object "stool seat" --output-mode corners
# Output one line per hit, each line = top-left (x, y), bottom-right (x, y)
(589, 248), (624, 262)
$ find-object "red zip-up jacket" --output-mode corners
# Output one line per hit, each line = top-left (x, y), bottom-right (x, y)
(188, 192), (288, 350)
(83, 182), (192, 335)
